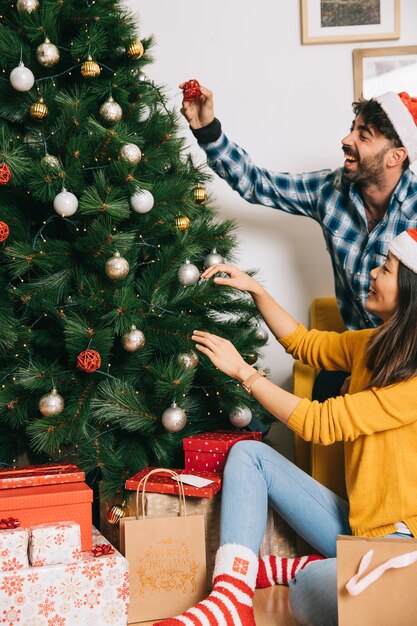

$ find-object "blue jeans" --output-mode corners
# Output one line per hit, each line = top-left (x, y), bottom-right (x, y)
(220, 440), (409, 626)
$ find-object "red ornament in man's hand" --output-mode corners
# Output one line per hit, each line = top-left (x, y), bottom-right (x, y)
(182, 79), (202, 101)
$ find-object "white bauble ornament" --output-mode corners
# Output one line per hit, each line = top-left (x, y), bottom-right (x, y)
(130, 189), (154, 214)
(53, 188), (78, 217)
(203, 248), (223, 269)
(9, 62), (35, 92)
(99, 97), (123, 123)
(39, 388), (64, 417)
(41, 154), (61, 169)
(36, 38), (60, 67)
(254, 325), (269, 345)
(105, 251), (129, 280)
(119, 143), (142, 164)
(229, 405), (253, 429)
(16, 0), (39, 12)
(178, 259), (200, 287)
(161, 402), (187, 432)
(138, 70), (148, 82)
(178, 350), (199, 370)
(122, 325), (145, 352)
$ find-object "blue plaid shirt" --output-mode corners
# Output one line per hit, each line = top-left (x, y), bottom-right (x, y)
(201, 132), (417, 330)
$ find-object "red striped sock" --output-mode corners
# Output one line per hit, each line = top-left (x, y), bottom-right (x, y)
(256, 553), (325, 588)
(153, 544), (257, 626)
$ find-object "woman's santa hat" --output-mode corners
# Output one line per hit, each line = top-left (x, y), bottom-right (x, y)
(376, 92), (417, 163)
(389, 228), (417, 273)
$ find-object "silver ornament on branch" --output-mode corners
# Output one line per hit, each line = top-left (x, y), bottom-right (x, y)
(16, 0), (39, 12)
(161, 402), (187, 433)
(203, 248), (223, 269)
(138, 70), (148, 82)
(41, 154), (61, 169)
(229, 405), (253, 429)
(254, 325), (269, 345)
(39, 388), (65, 417)
(9, 62), (35, 92)
(178, 259), (200, 287)
(178, 350), (199, 370)
(130, 189), (154, 214)
(53, 188), (78, 217)
(122, 325), (145, 352)
(99, 97), (123, 124)
(36, 38), (60, 67)
(119, 143), (142, 164)
(105, 251), (129, 280)
(138, 104), (151, 122)
(24, 131), (44, 152)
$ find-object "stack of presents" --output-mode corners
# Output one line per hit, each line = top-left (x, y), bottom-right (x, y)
(0, 431), (297, 624)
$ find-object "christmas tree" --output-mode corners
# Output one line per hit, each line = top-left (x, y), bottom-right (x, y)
(0, 0), (272, 498)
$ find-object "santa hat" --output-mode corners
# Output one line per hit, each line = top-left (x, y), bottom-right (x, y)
(389, 228), (417, 273)
(375, 92), (417, 163)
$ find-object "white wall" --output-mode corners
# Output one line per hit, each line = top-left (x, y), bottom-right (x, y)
(128, 0), (417, 453)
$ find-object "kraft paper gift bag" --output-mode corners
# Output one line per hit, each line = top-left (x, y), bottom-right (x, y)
(337, 534), (417, 626)
(120, 468), (207, 624)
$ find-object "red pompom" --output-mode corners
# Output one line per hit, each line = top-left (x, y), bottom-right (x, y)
(0, 163), (11, 185)
(0, 517), (21, 529)
(77, 349), (101, 373)
(0, 221), (9, 243)
(182, 79), (202, 102)
(92, 543), (115, 557)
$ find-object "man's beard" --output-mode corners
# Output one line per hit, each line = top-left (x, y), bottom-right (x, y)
(343, 147), (389, 186)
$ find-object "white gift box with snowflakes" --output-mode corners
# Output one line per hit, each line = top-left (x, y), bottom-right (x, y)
(0, 528), (129, 626)
(0, 528), (29, 571)
(29, 521), (82, 567)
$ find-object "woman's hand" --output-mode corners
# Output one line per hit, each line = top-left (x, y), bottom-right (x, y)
(179, 82), (215, 129)
(192, 330), (254, 381)
(201, 263), (263, 295)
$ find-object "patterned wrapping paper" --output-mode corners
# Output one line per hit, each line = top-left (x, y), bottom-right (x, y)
(0, 527), (129, 626)
(0, 463), (85, 489)
(0, 528), (29, 572)
(125, 467), (222, 498)
(29, 522), (82, 567)
(182, 430), (263, 453)
(184, 451), (227, 474)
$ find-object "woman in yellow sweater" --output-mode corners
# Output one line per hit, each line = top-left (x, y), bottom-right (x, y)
(155, 228), (417, 626)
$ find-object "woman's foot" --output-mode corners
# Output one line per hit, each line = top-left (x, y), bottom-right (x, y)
(256, 553), (325, 588)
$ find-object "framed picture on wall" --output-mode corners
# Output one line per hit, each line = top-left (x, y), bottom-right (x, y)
(301, 0), (400, 45)
(353, 46), (417, 100)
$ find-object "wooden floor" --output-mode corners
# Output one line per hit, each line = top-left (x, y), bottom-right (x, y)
(132, 586), (300, 625)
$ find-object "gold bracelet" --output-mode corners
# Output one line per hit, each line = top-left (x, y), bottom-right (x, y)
(241, 370), (267, 396)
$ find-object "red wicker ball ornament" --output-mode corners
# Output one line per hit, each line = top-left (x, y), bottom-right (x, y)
(77, 349), (101, 373)
(0, 222), (9, 243)
(182, 79), (202, 101)
(0, 163), (11, 185)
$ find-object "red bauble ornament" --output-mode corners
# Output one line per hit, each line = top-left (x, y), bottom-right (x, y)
(0, 222), (9, 242)
(0, 163), (11, 185)
(77, 349), (101, 373)
(182, 79), (202, 101)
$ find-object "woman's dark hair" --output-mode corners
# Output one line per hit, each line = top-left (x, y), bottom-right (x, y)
(353, 99), (410, 170)
(366, 261), (417, 387)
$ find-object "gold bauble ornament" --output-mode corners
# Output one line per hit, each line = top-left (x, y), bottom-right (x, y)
(245, 353), (258, 365)
(126, 40), (144, 59)
(105, 251), (129, 280)
(175, 216), (190, 232)
(30, 98), (49, 120)
(121, 325), (145, 352)
(194, 182), (207, 204)
(16, 0), (39, 12)
(39, 388), (65, 417)
(99, 97), (123, 124)
(107, 501), (127, 525)
(36, 38), (60, 68)
(81, 56), (100, 78)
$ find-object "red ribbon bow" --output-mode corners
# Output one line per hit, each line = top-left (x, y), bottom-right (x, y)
(0, 517), (21, 529)
(92, 543), (115, 557)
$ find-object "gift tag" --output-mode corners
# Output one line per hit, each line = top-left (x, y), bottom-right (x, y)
(173, 474), (215, 488)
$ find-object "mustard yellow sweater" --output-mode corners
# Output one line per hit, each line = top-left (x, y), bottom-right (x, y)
(280, 324), (417, 538)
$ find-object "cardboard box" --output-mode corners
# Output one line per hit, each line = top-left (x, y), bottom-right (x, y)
(0, 482), (93, 550)
(183, 430), (262, 473)
(125, 467), (222, 498)
(0, 462), (84, 489)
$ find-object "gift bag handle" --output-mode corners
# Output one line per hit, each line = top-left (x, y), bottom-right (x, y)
(346, 548), (417, 596)
(135, 468), (187, 520)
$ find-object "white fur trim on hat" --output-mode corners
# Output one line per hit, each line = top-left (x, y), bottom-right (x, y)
(376, 92), (417, 163)
(389, 230), (417, 274)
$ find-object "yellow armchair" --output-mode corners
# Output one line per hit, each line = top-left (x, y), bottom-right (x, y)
(292, 297), (347, 499)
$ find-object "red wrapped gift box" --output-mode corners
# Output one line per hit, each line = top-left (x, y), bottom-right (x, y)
(183, 430), (262, 474)
(0, 472), (93, 550)
(0, 462), (84, 489)
(125, 467), (222, 498)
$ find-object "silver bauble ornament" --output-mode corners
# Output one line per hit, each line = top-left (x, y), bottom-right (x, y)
(24, 131), (43, 152)
(41, 154), (61, 169)
(178, 259), (200, 287)
(254, 325), (269, 345)
(119, 143), (142, 164)
(36, 38), (60, 67)
(178, 350), (199, 370)
(138, 104), (151, 122)
(229, 405), (253, 429)
(161, 402), (187, 433)
(203, 248), (223, 269)
(9, 62), (35, 92)
(53, 188), (78, 217)
(16, 0), (39, 12)
(39, 388), (65, 417)
(122, 325), (145, 352)
(130, 189), (154, 214)
(99, 97), (123, 123)
(105, 251), (129, 280)
(138, 70), (148, 82)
